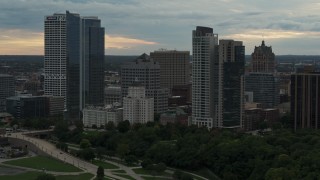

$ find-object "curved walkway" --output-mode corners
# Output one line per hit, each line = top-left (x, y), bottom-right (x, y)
(8, 131), (127, 180)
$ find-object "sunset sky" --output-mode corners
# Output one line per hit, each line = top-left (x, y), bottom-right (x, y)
(1, 0), (320, 55)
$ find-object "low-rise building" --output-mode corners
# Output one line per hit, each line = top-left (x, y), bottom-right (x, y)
(160, 107), (188, 125)
(123, 86), (154, 124)
(82, 105), (123, 128)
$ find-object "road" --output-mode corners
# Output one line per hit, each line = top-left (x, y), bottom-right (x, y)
(9, 130), (135, 180)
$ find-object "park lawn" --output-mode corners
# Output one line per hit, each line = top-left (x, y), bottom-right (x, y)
(114, 173), (135, 180)
(132, 168), (171, 177)
(142, 176), (172, 180)
(187, 168), (220, 180)
(92, 159), (119, 169)
(106, 158), (138, 167)
(0, 171), (44, 180)
(111, 169), (126, 173)
(56, 173), (94, 180)
(3, 156), (82, 172)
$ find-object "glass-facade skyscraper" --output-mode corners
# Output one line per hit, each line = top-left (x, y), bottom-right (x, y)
(44, 11), (104, 122)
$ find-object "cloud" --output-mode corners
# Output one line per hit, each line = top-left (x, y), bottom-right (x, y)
(0, 28), (158, 55)
(0, 0), (320, 54)
(222, 29), (320, 40)
(106, 35), (158, 49)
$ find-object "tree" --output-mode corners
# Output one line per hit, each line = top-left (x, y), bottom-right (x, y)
(77, 148), (95, 161)
(141, 159), (153, 169)
(124, 155), (138, 165)
(95, 147), (106, 160)
(80, 139), (91, 149)
(36, 174), (56, 180)
(97, 166), (104, 180)
(154, 163), (166, 173)
(116, 143), (129, 160)
(117, 120), (130, 133)
(105, 121), (115, 131)
(56, 142), (68, 152)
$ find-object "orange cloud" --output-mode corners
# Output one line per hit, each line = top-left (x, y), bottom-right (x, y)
(0, 29), (158, 55)
(105, 35), (158, 49)
(222, 29), (320, 40)
(0, 29), (43, 55)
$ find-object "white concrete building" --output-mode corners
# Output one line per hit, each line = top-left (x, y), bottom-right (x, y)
(123, 86), (154, 124)
(121, 53), (168, 114)
(82, 105), (122, 128)
(191, 26), (219, 128)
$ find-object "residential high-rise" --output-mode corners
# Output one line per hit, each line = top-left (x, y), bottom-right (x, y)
(0, 74), (15, 112)
(245, 73), (280, 108)
(191, 27), (245, 129)
(123, 85), (154, 124)
(291, 73), (320, 130)
(121, 54), (168, 114)
(150, 50), (190, 90)
(218, 40), (245, 128)
(191, 26), (219, 128)
(44, 11), (104, 121)
(251, 40), (275, 73)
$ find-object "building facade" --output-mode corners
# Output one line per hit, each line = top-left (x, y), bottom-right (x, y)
(6, 96), (48, 120)
(150, 50), (190, 90)
(218, 40), (245, 128)
(105, 86), (121, 105)
(123, 86), (154, 124)
(0, 74), (15, 112)
(191, 26), (219, 128)
(245, 73), (280, 108)
(291, 73), (320, 130)
(82, 105), (122, 128)
(121, 54), (168, 113)
(251, 40), (275, 73)
(44, 11), (104, 122)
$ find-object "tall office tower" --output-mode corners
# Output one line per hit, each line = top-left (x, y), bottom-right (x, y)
(291, 73), (320, 130)
(121, 54), (168, 114)
(218, 40), (245, 128)
(245, 73), (280, 108)
(123, 85), (154, 124)
(0, 74), (15, 112)
(191, 26), (219, 128)
(150, 50), (190, 90)
(44, 11), (104, 122)
(80, 17), (105, 110)
(251, 40), (275, 73)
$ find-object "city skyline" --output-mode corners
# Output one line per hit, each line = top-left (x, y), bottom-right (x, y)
(1, 0), (320, 55)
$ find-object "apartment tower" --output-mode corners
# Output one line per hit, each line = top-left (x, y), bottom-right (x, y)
(191, 26), (219, 128)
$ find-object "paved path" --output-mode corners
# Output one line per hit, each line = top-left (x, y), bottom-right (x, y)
(8, 131), (128, 180)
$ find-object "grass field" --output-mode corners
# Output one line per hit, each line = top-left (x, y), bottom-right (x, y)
(142, 176), (172, 180)
(132, 168), (171, 177)
(111, 169), (126, 173)
(3, 156), (82, 172)
(0, 172), (93, 180)
(0, 171), (43, 180)
(114, 173), (135, 180)
(56, 173), (94, 180)
(92, 159), (119, 169)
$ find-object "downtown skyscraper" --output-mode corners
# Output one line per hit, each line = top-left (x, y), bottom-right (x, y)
(191, 26), (219, 128)
(191, 26), (244, 129)
(44, 11), (104, 122)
